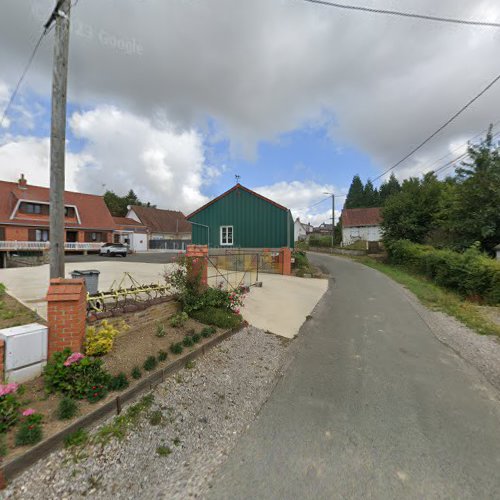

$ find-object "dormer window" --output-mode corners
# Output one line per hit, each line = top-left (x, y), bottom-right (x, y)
(65, 207), (76, 217)
(19, 202), (43, 215)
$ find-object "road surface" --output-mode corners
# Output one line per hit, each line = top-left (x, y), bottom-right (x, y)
(208, 253), (500, 499)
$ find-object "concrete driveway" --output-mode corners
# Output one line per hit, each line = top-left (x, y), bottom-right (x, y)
(0, 261), (173, 319)
(208, 253), (500, 499)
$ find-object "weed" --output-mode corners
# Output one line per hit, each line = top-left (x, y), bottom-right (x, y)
(156, 445), (172, 456)
(158, 350), (168, 362)
(175, 374), (183, 384)
(170, 342), (183, 355)
(149, 410), (163, 426)
(156, 323), (166, 338)
(143, 355), (158, 371)
(185, 360), (196, 370)
(57, 397), (78, 420)
(64, 428), (89, 448)
(108, 372), (129, 392)
(182, 336), (194, 348)
(173, 437), (181, 446)
(131, 366), (142, 380)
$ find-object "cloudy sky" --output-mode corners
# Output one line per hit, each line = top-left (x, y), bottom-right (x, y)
(1, 0), (500, 225)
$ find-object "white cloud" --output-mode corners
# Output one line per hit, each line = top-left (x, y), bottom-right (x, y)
(253, 180), (342, 226)
(69, 106), (210, 213)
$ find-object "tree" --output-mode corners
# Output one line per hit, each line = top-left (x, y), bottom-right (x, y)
(381, 172), (443, 243)
(363, 179), (380, 207)
(104, 189), (153, 217)
(379, 173), (401, 205)
(439, 126), (500, 253)
(345, 175), (366, 208)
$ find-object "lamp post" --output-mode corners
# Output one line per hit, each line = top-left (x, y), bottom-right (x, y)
(323, 192), (335, 248)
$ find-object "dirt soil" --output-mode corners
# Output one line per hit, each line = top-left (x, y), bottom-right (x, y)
(0, 293), (43, 329)
(1, 301), (225, 462)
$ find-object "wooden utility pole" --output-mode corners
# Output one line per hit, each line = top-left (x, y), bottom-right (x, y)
(49, 0), (71, 278)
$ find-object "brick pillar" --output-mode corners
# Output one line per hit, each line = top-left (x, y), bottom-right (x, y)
(46, 278), (87, 359)
(279, 247), (292, 276)
(0, 340), (4, 383)
(186, 245), (208, 288)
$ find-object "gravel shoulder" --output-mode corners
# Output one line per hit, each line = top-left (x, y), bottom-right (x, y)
(377, 271), (500, 393)
(3, 327), (291, 499)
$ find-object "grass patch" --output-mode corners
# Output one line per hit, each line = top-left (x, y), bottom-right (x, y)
(190, 307), (243, 329)
(156, 445), (172, 456)
(64, 428), (89, 448)
(357, 257), (500, 337)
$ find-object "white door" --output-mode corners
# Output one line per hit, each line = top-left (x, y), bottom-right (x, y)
(132, 233), (148, 252)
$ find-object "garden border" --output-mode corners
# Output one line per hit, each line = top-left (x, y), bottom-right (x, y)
(0, 324), (243, 485)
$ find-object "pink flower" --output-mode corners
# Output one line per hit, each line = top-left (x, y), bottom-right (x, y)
(0, 383), (19, 397)
(22, 408), (36, 417)
(64, 352), (85, 367)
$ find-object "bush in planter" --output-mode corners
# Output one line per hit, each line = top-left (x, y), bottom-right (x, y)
(143, 356), (158, 371)
(182, 336), (194, 348)
(86, 384), (108, 403)
(192, 333), (201, 343)
(108, 372), (129, 392)
(131, 366), (142, 380)
(190, 307), (243, 329)
(44, 349), (111, 400)
(85, 320), (121, 356)
(170, 343), (183, 355)
(15, 410), (43, 447)
(169, 312), (189, 328)
(0, 383), (21, 432)
(158, 350), (168, 362)
(201, 326), (216, 338)
(57, 397), (78, 420)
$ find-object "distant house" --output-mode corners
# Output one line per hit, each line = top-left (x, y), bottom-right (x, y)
(294, 218), (313, 242)
(112, 217), (148, 252)
(313, 222), (333, 236)
(187, 183), (294, 249)
(126, 205), (191, 250)
(342, 207), (382, 245)
(0, 174), (115, 266)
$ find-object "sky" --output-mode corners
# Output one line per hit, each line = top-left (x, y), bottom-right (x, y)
(1, 0), (500, 225)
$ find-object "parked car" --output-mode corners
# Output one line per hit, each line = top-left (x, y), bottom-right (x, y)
(99, 243), (128, 257)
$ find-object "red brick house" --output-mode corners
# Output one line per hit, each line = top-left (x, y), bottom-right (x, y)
(0, 175), (115, 259)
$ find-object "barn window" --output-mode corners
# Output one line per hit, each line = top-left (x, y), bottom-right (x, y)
(220, 226), (233, 246)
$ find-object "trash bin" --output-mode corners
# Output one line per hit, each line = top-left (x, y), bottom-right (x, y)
(71, 270), (100, 295)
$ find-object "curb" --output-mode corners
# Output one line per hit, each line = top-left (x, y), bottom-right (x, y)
(1, 325), (242, 484)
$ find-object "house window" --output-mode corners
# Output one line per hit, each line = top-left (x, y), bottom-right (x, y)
(85, 232), (103, 242)
(35, 229), (49, 242)
(64, 207), (76, 217)
(220, 226), (233, 246)
(20, 202), (42, 215)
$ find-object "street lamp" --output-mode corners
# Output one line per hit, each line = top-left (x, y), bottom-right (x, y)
(323, 192), (335, 248)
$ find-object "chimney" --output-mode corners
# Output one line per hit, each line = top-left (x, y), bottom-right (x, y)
(18, 174), (27, 189)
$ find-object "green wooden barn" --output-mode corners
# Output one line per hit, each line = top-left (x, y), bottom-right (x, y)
(187, 184), (294, 249)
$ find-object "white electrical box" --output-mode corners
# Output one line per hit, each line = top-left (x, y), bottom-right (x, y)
(0, 323), (48, 383)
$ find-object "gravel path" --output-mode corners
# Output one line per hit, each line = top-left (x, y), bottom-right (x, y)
(3, 327), (290, 499)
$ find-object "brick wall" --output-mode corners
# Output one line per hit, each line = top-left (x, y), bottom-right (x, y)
(280, 247), (292, 276)
(46, 279), (87, 359)
(186, 245), (208, 287)
(0, 340), (4, 383)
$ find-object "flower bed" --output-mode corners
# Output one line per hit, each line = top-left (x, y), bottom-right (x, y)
(0, 301), (229, 463)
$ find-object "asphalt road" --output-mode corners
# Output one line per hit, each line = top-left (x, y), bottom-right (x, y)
(208, 253), (500, 499)
(64, 252), (178, 264)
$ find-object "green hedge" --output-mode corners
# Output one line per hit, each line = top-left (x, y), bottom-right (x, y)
(385, 240), (500, 304)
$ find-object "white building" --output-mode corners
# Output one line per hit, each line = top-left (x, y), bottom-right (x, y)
(294, 218), (313, 242)
(341, 207), (382, 246)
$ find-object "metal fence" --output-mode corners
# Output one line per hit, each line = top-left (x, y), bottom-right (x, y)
(149, 239), (191, 251)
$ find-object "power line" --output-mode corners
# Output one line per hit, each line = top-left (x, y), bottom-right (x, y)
(372, 69), (500, 183)
(301, 0), (500, 28)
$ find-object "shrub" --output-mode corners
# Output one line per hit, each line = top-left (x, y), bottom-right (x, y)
(0, 383), (21, 432)
(0, 434), (6, 457)
(170, 343), (183, 355)
(182, 336), (194, 348)
(190, 307), (243, 329)
(108, 372), (129, 392)
(143, 356), (158, 371)
(86, 384), (108, 403)
(158, 350), (168, 362)
(44, 349), (111, 400)
(57, 397), (78, 420)
(292, 250), (309, 271)
(169, 312), (189, 328)
(0, 283), (5, 296)
(64, 428), (88, 448)
(192, 333), (201, 343)
(15, 413), (43, 447)
(157, 445), (171, 456)
(149, 410), (163, 426)
(156, 323), (166, 338)
(85, 320), (120, 356)
(131, 366), (142, 380)
(386, 240), (500, 304)
(201, 326), (216, 338)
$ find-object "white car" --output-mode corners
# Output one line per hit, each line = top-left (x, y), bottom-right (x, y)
(99, 243), (128, 257)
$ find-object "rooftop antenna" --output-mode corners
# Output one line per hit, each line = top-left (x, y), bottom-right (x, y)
(235, 174), (241, 184)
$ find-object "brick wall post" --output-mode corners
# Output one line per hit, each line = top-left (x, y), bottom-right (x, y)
(0, 340), (4, 383)
(46, 279), (87, 360)
(186, 245), (208, 289)
(279, 247), (292, 276)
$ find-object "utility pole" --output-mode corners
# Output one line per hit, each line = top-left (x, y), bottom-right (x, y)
(49, 0), (71, 278)
(324, 191), (335, 248)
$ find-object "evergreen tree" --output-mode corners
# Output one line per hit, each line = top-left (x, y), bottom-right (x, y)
(363, 179), (380, 207)
(345, 175), (366, 208)
(379, 173), (401, 205)
(103, 189), (153, 217)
